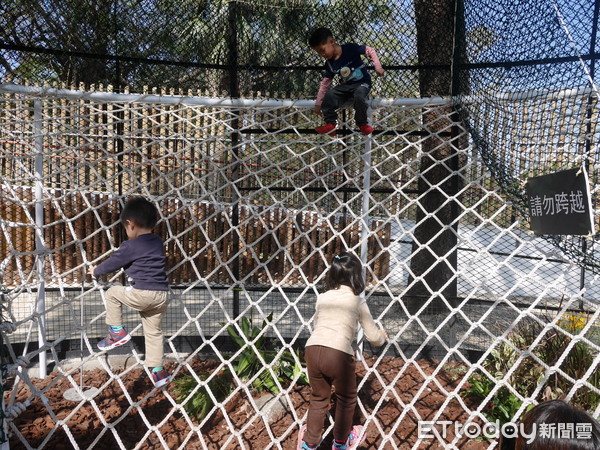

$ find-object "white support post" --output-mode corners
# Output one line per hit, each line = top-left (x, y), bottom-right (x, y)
(33, 99), (47, 378)
(359, 134), (372, 274)
(0, 264), (8, 450)
(357, 115), (373, 361)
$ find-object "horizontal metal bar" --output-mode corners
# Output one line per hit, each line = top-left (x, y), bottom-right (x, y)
(0, 83), (450, 108)
(237, 186), (423, 195)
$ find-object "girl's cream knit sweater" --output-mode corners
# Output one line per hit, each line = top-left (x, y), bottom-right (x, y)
(306, 284), (385, 355)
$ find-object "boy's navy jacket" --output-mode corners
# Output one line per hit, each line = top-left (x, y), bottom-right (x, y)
(323, 43), (371, 86)
(93, 233), (169, 291)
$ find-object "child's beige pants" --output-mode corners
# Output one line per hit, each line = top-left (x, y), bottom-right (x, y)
(104, 286), (169, 368)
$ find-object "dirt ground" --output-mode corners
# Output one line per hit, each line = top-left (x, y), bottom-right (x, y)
(7, 355), (493, 449)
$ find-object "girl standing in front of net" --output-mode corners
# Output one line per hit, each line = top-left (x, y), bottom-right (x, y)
(298, 252), (387, 450)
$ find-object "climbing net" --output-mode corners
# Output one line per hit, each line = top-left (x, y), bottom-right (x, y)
(0, 84), (599, 449)
(455, 0), (600, 274)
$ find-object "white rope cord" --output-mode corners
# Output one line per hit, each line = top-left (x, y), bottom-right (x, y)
(0, 84), (599, 449)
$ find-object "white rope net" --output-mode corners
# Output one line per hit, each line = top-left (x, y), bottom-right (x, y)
(0, 83), (599, 449)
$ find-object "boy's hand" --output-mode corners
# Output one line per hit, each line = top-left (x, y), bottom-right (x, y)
(375, 68), (385, 77)
(314, 104), (322, 116)
(87, 265), (96, 277)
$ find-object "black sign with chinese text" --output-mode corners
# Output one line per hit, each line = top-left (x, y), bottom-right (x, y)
(526, 168), (595, 235)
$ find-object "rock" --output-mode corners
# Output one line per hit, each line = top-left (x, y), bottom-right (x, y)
(254, 393), (288, 423)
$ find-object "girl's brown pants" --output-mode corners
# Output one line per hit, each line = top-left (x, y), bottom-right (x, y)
(304, 345), (357, 445)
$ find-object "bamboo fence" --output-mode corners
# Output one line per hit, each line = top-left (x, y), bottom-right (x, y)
(0, 187), (392, 288)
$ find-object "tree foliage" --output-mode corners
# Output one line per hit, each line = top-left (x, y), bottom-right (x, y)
(0, 0), (420, 96)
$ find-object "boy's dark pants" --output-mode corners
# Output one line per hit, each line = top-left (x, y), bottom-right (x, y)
(304, 345), (357, 445)
(321, 83), (371, 126)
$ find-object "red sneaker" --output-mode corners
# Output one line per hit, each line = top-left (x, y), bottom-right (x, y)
(97, 327), (131, 351)
(315, 123), (337, 135)
(359, 124), (374, 135)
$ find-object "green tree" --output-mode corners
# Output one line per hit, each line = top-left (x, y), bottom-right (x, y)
(0, 0), (230, 90)
(1, 0), (116, 85)
(0, 0), (419, 95)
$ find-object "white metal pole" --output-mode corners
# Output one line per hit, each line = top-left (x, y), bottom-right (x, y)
(0, 260), (9, 450)
(359, 133), (372, 273)
(0, 82), (451, 108)
(34, 99), (47, 378)
(357, 112), (373, 361)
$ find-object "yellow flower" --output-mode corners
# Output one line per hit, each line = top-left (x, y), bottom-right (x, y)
(558, 311), (591, 333)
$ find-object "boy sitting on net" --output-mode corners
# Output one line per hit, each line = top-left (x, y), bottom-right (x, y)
(88, 197), (171, 388)
(309, 27), (385, 136)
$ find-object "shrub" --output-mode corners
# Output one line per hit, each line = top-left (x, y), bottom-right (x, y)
(174, 311), (309, 421)
(226, 312), (308, 394)
(173, 369), (232, 420)
(464, 312), (600, 423)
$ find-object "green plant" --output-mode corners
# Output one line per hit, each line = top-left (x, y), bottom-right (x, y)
(466, 373), (522, 423)
(559, 311), (600, 346)
(172, 369), (232, 420)
(464, 314), (600, 425)
(173, 311), (309, 421)
(226, 312), (308, 394)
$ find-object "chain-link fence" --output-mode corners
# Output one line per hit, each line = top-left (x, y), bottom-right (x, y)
(455, 0), (600, 275)
(2, 1), (598, 270)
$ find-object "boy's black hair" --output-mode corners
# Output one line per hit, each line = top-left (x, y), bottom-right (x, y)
(324, 251), (365, 295)
(120, 197), (159, 229)
(308, 27), (333, 47)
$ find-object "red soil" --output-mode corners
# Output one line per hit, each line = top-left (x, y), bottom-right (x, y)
(7, 355), (491, 449)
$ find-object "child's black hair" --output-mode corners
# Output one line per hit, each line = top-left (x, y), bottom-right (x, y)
(120, 197), (159, 229)
(308, 27), (333, 48)
(515, 399), (600, 449)
(324, 251), (365, 296)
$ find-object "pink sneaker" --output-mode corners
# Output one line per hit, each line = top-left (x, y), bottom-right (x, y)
(297, 424), (321, 449)
(297, 424), (307, 450)
(151, 368), (171, 388)
(341, 425), (366, 450)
